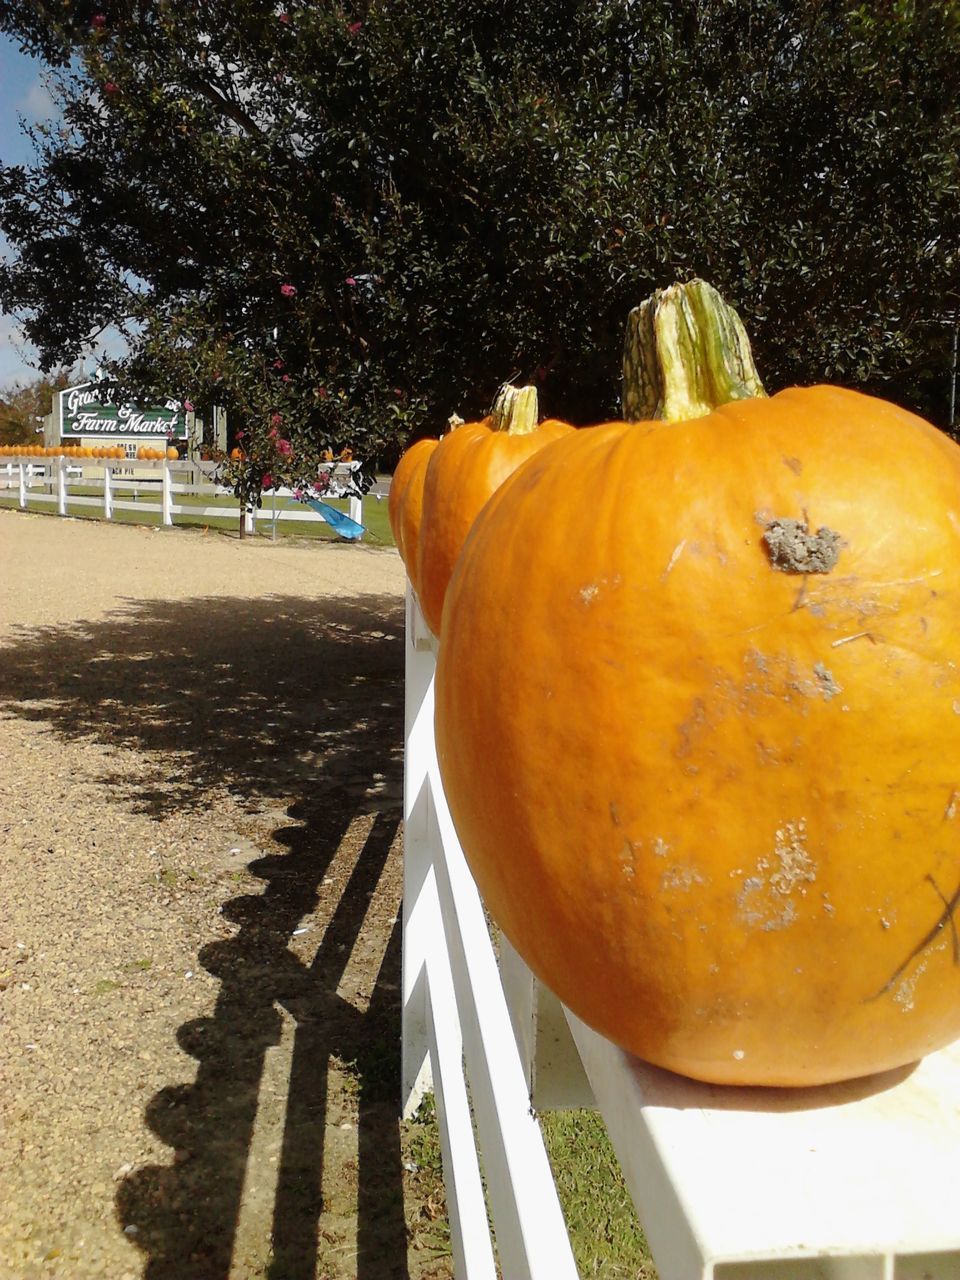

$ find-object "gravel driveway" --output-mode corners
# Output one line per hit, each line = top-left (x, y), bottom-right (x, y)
(0, 510), (446, 1280)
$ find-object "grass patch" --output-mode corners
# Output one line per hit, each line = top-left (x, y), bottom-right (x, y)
(402, 1095), (656, 1278)
(401, 1094), (452, 1261)
(540, 1109), (657, 1279)
(0, 485), (396, 545)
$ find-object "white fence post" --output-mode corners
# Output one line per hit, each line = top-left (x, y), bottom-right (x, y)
(161, 460), (173, 526)
(402, 589), (439, 1116)
(56, 455), (67, 516)
(401, 587), (580, 1280)
(18, 461), (27, 509)
(103, 463), (113, 520)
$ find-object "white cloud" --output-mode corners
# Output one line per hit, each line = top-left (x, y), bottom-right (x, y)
(0, 311), (42, 388)
(0, 310), (129, 390)
(17, 74), (57, 123)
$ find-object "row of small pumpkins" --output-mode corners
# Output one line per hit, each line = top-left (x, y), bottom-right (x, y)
(390, 278), (960, 1089)
(0, 444), (179, 459)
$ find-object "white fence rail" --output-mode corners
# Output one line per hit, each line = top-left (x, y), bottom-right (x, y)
(402, 586), (960, 1280)
(0, 455), (364, 537)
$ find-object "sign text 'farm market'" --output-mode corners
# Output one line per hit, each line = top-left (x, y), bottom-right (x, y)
(58, 382), (188, 439)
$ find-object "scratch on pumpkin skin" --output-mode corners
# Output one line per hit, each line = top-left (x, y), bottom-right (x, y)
(661, 539), (687, 581)
(945, 790), (959, 821)
(869, 874), (960, 1001)
(831, 631), (877, 648)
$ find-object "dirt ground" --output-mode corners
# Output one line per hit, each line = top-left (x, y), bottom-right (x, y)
(0, 510), (451, 1280)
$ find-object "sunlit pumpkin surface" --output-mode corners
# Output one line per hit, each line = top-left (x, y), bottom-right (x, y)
(435, 385), (960, 1086)
(388, 435), (438, 589)
(416, 415), (573, 636)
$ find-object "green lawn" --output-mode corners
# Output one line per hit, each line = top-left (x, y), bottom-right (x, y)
(0, 482), (396, 546)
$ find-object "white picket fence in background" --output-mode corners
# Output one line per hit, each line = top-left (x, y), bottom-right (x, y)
(401, 586), (960, 1280)
(0, 454), (364, 536)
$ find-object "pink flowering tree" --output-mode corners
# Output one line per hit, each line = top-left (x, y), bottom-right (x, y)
(2, 0), (959, 453)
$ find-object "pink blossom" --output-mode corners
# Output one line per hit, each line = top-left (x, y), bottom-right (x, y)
(279, 283), (297, 298)
(237, 430), (246, 440)
(293, 487), (304, 501)
(282, 374), (290, 382)
(273, 358), (285, 369)
(278, 12), (291, 23)
(347, 21), (362, 34)
(91, 13), (107, 28)
(316, 386), (328, 399)
(183, 399), (194, 413)
(345, 277), (357, 286)
(313, 478), (327, 492)
(270, 412), (283, 427)
(262, 473), (274, 489)
(103, 82), (120, 96)
(277, 439), (293, 456)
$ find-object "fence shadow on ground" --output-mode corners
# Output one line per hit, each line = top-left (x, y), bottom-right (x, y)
(0, 591), (413, 1280)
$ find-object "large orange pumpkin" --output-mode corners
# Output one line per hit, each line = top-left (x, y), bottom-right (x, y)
(416, 385), (573, 636)
(388, 435), (439, 587)
(435, 279), (960, 1087)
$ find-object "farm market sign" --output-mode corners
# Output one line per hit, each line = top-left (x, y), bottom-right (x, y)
(57, 382), (188, 439)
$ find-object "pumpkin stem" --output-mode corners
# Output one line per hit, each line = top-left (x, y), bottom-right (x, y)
(622, 279), (766, 422)
(489, 382), (539, 435)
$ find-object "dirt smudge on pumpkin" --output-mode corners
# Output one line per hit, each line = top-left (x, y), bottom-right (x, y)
(676, 697), (709, 758)
(812, 662), (842, 700)
(737, 819), (816, 931)
(578, 574), (621, 606)
(741, 650), (840, 712)
(870, 874), (960, 1003)
(659, 863), (706, 893)
(761, 516), (842, 575)
(893, 959), (928, 1012)
(619, 838), (642, 879)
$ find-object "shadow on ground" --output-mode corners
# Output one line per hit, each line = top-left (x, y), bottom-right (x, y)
(0, 592), (415, 1279)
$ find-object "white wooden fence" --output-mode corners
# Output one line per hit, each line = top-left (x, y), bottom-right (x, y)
(402, 586), (960, 1280)
(0, 454), (364, 537)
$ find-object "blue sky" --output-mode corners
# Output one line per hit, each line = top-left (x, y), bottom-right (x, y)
(0, 33), (56, 387)
(0, 33), (125, 389)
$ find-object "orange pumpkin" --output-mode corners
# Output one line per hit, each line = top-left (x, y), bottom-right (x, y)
(388, 436), (439, 581)
(166, 446), (179, 460)
(436, 279), (960, 1087)
(416, 385), (573, 636)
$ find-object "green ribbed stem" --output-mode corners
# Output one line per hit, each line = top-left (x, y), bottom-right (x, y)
(489, 383), (539, 435)
(622, 279), (766, 422)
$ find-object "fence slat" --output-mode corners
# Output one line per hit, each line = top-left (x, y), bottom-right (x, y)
(0, 456), (368, 538)
(402, 586), (579, 1280)
(420, 860), (499, 1280)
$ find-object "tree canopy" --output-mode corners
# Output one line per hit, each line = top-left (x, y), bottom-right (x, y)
(0, 369), (71, 444)
(1, 0), (958, 464)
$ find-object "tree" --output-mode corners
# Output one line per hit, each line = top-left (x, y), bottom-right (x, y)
(0, 369), (72, 445)
(0, 0), (958, 473)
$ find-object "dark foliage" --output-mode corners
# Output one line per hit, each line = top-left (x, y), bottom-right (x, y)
(1, 0), (958, 465)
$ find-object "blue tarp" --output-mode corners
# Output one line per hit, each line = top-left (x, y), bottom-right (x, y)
(303, 496), (365, 540)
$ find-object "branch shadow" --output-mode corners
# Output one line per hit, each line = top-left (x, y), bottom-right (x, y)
(0, 591), (412, 1279)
